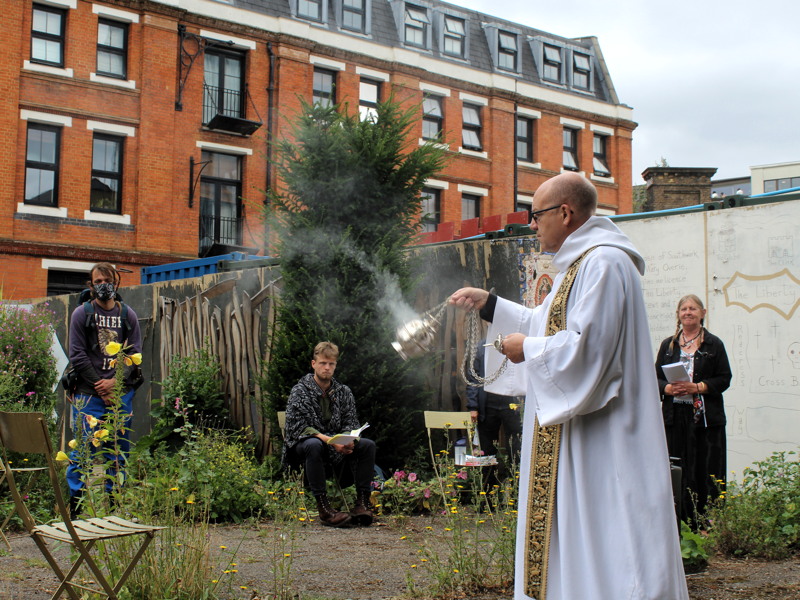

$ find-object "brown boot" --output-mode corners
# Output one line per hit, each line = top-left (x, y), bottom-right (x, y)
(315, 494), (352, 527)
(350, 489), (374, 526)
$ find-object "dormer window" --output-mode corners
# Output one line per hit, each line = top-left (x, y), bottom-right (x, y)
(298, 0), (323, 21)
(443, 16), (466, 58)
(497, 31), (518, 71)
(342, 0), (367, 33)
(573, 52), (591, 90)
(543, 44), (562, 82)
(405, 5), (429, 48)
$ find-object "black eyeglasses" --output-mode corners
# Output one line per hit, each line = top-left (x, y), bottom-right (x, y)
(530, 204), (562, 223)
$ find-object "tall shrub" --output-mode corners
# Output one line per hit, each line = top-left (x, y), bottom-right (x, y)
(0, 302), (58, 414)
(265, 96), (447, 469)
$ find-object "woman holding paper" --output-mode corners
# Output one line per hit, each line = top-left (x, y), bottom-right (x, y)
(655, 294), (732, 526)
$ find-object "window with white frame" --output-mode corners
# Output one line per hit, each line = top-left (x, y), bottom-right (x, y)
(298, 0), (323, 21)
(422, 94), (443, 140)
(563, 128), (579, 171)
(313, 67), (336, 107)
(593, 134), (610, 177)
(91, 134), (124, 213)
(516, 117), (534, 163)
(31, 4), (66, 67)
(498, 31), (518, 71)
(420, 187), (440, 233)
(25, 123), (60, 206)
(764, 177), (800, 192)
(359, 79), (380, 122)
(461, 103), (482, 151)
(542, 44), (562, 83)
(462, 192), (480, 220)
(442, 16), (466, 58)
(573, 52), (591, 90)
(342, 0), (366, 33)
(404, 5), (429, 48)
(97, 19), (128, 79)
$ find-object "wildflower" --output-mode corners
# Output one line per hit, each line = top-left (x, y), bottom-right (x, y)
(411, 564), (418, 568)
(68, 439), (78, 449)
(55, 451), (70, 462)
(423, 487), (431, 498)
(170, 487), (179, 491)
(123, 356), (133, 366)
(94, 429), (109, 440)
(26, 391), (35, 397)
(219, 545), (227, 549)
(456, 470), (468, 480)
(105, 341), (122, 355)
(86, 415), (99, 428)
(284, 553), (291, 557)
(130, 352), (142, 365)
(408, 472), (418, 482)
(91, 438), (102, 448)
(453, 569), (459, 573)
(400, 535), (407, 540)
(394, 470), (407, 482)
(509, 403), (519, 410)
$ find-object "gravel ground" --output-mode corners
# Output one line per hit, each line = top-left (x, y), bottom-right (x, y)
(1, 515), (799, 599)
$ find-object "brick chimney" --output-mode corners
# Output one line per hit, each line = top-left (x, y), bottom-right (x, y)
(641, 167), (718, 211)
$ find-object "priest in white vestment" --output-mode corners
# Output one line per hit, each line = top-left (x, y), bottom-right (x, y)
(451, 172), (689, 600)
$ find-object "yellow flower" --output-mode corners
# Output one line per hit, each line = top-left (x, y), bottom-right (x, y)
(400, 535), (407, 540)
(170, 487), (179, 491)
(94, 429), (109, 440)
(219, 545), (227, 549)
(453, 569), (459, 573)
(68, 439), (78, 449)
(130, 353), (143, 365)
(91, 439), (102, 448)
(86, 415), (99, 428)
(105, 341), (122, 356)
(55, 451), (70, 462)
(124, 356), (133, 366)
(284, 553), (291, 557)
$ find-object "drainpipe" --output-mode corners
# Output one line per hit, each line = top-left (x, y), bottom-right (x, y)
(513, 102), (519, 213)
(264, 42), (277, 254)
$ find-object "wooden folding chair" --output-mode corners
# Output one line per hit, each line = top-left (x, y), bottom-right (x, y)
(0, 411), (165, 600)
(0, 456), (48, 550)
(423, 410), (472, 478)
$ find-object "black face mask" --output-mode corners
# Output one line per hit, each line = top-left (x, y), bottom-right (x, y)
(94, 282), (116, 301)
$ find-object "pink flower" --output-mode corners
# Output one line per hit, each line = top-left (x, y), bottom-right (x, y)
(174, 397), (182, 410)
(456, 470), (468, 480)
(393, 470), (406, 482)
(423, 487), (431, 499)
(26, 391), (35, 397)
(408, 472), (418, 482)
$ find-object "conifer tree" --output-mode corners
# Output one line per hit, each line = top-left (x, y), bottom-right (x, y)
(265, 96), (447, 470)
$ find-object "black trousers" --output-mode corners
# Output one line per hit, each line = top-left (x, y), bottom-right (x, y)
(289, 437), (376, 497)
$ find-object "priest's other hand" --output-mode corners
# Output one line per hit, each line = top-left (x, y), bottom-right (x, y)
(449, 287), (489, 311)
(501, 333), (526, 364)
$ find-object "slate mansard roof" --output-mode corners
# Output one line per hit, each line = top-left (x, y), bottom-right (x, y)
(172, 0), (623, 109)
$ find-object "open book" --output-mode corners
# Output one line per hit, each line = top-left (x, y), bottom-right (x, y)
(327, 423), (370, 445)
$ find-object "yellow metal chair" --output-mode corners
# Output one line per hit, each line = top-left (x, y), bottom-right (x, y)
(0, 411), (165, 600)
(423, 410), (472, 478)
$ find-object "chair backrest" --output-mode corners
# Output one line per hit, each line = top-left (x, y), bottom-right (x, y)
(277, 411), (286, 438)
(0, 411), (51, 455)
(0, 412), (63, 532)
(423, 411), (472, 431)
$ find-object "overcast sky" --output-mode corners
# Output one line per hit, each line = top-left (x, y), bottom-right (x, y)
(456, 0), (800, 184)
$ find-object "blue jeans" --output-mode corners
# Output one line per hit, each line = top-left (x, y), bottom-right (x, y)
(66, 390), (134, 497)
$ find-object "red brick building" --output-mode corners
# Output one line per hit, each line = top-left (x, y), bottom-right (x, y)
(1, 0), (636, 300)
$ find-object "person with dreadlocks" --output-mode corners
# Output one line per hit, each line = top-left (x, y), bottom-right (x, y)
(655, 294), (732, 526)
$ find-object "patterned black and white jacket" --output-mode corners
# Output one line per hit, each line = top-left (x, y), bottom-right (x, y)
(282, 373), (361, 466)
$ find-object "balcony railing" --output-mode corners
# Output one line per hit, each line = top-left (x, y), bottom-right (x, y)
(199, 213), (243, 257)
(203, 84), (262, 136)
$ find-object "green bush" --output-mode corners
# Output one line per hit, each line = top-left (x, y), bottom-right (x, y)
(680, 521), (709, 573)
(140, 344), (224, 449)
(0, 302), (58, 414)
(132, 428), (268, 522)
(709, 450), (800, 559)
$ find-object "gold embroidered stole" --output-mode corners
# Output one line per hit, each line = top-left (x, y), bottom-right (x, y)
(524, 247), (597, 599)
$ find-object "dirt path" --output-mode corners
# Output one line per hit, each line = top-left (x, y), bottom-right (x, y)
(1, 516), (798, 599)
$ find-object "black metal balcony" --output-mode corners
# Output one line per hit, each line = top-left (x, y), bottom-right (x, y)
(199, 213), (247, 257)
(203, 84), (262, 136)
